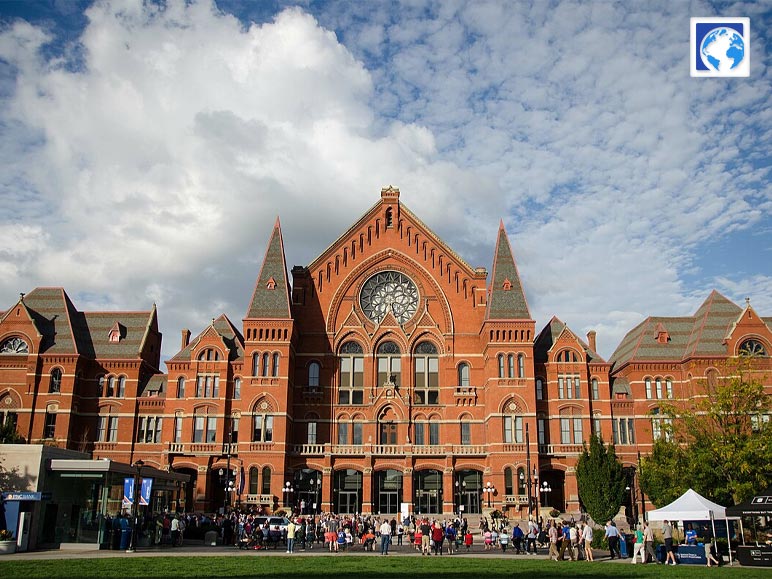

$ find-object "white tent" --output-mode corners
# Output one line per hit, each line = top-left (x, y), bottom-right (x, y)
(647, 488), (740, 565)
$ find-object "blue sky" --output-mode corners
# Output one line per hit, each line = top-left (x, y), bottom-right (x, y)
(0, 0), (769, 363)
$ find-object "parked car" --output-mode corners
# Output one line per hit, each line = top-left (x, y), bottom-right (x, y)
(254, 516), (290, 532)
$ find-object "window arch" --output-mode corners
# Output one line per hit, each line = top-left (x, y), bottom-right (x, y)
(517, 467), (526, 494)
(378, 341), (402, 387)
(0, 337), (28, 354)
(507, 354), (515, 378)
(459, 413), (471, 445)
(116, 375), (126, 398)
(308, 362), (320, 390)
(177, 377), (186, 398)
(591, 378), (599, 400)
(559, 408), (583, 444)
(252, 352), (260, 376)
(253, 403), (274, 443)
(339, 341), (364, 404)
(645, 377), (652, 399)
(193, 407), (217, 443)
(557, 349), (578, 363)
(233, 377), (241, 400)
(414, 341), (438, 405)
(504, 467), (514, 495)
(497, 354), (505, 378)
(98, 407), (119, 442)
(249, 466), (259, 494)
(457, 362), (470, 388)
(49, 367), (62, 393)
(517, 354), (525, 378)
(271, 352), (279, 377)
(261, 466), (272, 494)
(536, 378), (544, 400)
(197, 348), (220, 361)
(739, 339), (767, 357)
(261, 353), (270, 377)
(503, 403), (524, 443)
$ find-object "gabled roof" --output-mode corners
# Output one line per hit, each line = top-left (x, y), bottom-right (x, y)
(170, 314), (244, 362)
(486, 222), (530, 320)
(534, 316), (605, 363)
(78, 308), (157, 359)
(246, 218), (292, 319)
(610, 291), (743, 368)
(15, 288), (79, 354)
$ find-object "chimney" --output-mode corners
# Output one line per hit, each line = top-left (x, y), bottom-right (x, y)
(587, 330), (597, 353)
(181, 329), (191, 350)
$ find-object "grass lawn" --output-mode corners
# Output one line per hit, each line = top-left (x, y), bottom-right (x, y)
(0, 555), (768, 578)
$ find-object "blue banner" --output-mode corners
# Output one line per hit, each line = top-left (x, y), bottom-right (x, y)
(140, 478), (153, 506)
(123, 477), (153, 506)
(123, 477), (134, 507)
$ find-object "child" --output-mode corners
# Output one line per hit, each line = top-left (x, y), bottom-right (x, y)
(464, 530), (474, 551)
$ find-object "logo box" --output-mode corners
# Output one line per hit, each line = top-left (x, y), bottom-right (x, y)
(690, 17), (750, 77)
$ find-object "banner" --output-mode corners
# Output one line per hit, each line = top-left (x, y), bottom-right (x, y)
(123, 477), (153, 506)
(238, 466), (245, 495)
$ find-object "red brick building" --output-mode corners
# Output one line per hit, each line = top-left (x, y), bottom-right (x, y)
(1, 187), (770, 520)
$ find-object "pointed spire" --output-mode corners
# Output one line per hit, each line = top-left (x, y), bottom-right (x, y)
(246, 217), (292, 319)
(486, 222), (531, 320)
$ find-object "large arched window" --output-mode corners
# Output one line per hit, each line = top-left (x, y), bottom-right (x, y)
(308, 362), (320, 390)
(536, 378), (544, 400)
(0, 337), (28, 354)
(504, 467), (514, 495)
(271, 353), (280, 377)
(414, 341), (438, 405)
(252, 352), (260, 376)
(253, 412), (274, 443)
(457, 363), (470, 388)
(261, 353), (270, 377)
(497, 354), (505, 378)
(503, 404), (524, 443)
(378, 341), (402, 387)
(507, 354), (515, 378)
(177, 377), (186, 398)
(739, 339), (767, 357)
(117, 376), (126, 398)
(49, 368), (62, 393)
(517, 354), (525, 378)
(339, 341), (364, 404)
(233, 377), (241, 400)
(249, 466), (259, 494)
(517, 467), (526, 494)
(261, 466), (272, 494)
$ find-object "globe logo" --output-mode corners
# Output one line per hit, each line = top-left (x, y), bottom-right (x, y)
(700, 27), (745, 72)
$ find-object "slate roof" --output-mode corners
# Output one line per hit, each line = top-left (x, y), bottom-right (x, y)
(609, 291), (745, 368)
(486, 223), (531, 320)
(169, 314), (244, 362)
(2, 287), (157, 360)
(534, 316), (605, 363)
(142, 374), (167, 397)
(245, 218), (292, 319)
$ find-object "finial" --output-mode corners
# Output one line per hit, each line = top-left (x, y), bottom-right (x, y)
(745, 297), (750, 306)
(19, 292), (25, 301)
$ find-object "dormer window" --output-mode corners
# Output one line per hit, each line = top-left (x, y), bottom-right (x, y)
(654, 323), (670, 344)
(266, 277), (277, 290)
(385, 207), (393, 228)
(502, 278), (512, 290)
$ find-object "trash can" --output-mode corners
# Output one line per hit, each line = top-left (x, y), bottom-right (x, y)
(619, 534), (628, 558)
(204, 530), (218, 546)
(656, 544), (667, 563)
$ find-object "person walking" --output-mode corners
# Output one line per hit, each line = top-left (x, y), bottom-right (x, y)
(631, 525), (645, 564)
(605, 520), (621, 560)
(704, 529), (720, 567)
(663, 520), (677, 565)
(548, 521), (560, 561)
(643, 522), (656, 563)
(380, 518), (392, 555)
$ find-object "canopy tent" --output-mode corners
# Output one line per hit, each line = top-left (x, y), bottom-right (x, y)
(647, 488), (739, 565)
(726, 486), (772, 517)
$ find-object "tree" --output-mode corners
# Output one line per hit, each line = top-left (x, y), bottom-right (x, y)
(576, 435), (627, 523)
(640, 358), (772, 506)
(0, 421), (23, 444)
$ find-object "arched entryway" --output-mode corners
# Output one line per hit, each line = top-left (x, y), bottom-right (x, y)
(537, 469), (566, 513)
(333, 469), (362, 514)
(375, 469), (403, 515)
(454, 469), (482, 515)
(293, 468), (323, 514)
(413, 469), (443, 515)
(172, 467), (197, 513)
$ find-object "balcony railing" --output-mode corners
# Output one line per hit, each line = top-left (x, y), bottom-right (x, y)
(504, 494), (529, 505)
(538, 444), (583, 455)
(245, 494), (274, 504)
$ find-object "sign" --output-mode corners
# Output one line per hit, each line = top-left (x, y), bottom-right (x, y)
(2, 492), (42, 501)
(123, 477), (154, 507)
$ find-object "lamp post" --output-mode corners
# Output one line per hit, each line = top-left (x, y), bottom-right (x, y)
(519, 468), (537, 518)
(455, 478), (467, 516)
(223, 428), (233, 513)
(626, 484), (637, 525)
(127, 459), (144, 553)
(311, 477), (322, 514)
(283, 481), (295, 510)
(483, 481), (496, 509)
(539, 481), (552, 509)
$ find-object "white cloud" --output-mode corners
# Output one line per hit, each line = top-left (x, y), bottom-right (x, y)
(0, 0), (769, 364)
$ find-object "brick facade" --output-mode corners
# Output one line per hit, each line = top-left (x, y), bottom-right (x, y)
(1, 187), (770, 520)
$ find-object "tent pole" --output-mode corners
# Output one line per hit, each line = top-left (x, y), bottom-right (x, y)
(726, 517), (732, 566)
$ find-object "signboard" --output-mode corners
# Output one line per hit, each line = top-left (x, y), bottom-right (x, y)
(123, 477), (154, 507)
(2, 492), (42, 502)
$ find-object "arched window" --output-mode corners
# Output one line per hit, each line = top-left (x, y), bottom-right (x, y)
(655, 377), (663, 399)
(252, 352), (260, 376)
(507, 354), (515, 378)
(517, 354), (525, 378)
(261, 353), (270, 377)
(739, 339), (766, 357)
(308, 362), (320, 390)
(49, 368), (62, 393)
(591, 378), (599, 400)
(233, 377), (241, 400)
(413, 341), (438, 405)
(261, 466), (271, 494)
(271, 353), (279, 377)
(378, 341), (402, 387)
(98, 376), (105, 397)
(645, 377), (652, 399)
(504, 467), (514, 495)
(503, 410), (524, 443)
(497, 354), (505, 378)
(457, 363), (470, 388)
(459, 415), (471, 445)
(117, 376), (126, 398)
(249, 466), (259, 495)
(559, 408), (583, 444)
(517, 467), (526, 494)
(193, 408), (217, 443)
(177, 377), (186, 398)
(665, 378), (673, 398)
(536, 378), (544, 400)
(339, 341), (364, 404)
(0, 337), (28, 354)
(253, 412), (274, 443)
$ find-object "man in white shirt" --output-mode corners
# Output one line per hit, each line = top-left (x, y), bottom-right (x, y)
(380, 519), (392, 555)
(582, 522), (594, 561)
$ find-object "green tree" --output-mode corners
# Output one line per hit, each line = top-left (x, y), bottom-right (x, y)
(576, 435), (626, 523)
(0, 420), (23, 444)
(640, 358), (771, 506)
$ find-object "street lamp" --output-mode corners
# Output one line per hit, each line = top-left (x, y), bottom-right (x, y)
(483, 481), (496, 508)
(283, 481), (295, 509)
(455, 479), (467, 516)
(127, 459), (144, 553)
(310, 477), (322, 514)
(626, 484), (637, 525)
(519, 469), (536, 516)
(539, 481), (552, 508)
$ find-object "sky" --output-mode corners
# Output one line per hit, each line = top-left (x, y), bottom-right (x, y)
(0, 0), (769, 365)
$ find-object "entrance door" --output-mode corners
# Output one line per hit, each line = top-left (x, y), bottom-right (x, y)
(462, 491), (480, 514)
(337, 491), (359, 514)
(379, 492), (399, 514)
(415, 489), (439, 514)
